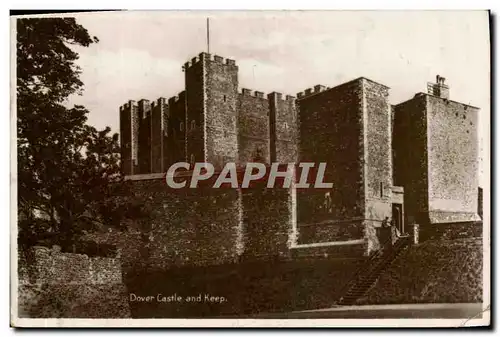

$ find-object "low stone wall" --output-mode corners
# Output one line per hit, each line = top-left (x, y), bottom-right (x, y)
(298, 221), (365, 245)
(18, 284), (131, 318)
(418, 221), (482, 242)
(106, 177), (299, 270)
(18, 246), (130, 318)
(357, 238), (483, 305)
(241, 187), (294, 260)
(20, 246), (123, 285)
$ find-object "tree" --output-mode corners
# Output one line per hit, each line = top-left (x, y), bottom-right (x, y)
(17, 18), (139, 248)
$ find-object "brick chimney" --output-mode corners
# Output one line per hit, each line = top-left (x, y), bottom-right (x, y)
(427, 75), (450, 99)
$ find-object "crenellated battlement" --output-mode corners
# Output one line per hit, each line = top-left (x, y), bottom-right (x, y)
(296, 84), (329, 100)
(267, 91), (296, 103)
(269, 92), (283, 101)
(121, 100), (138, 110)
(166, 92), (186, 108)
(138, 98), (150, 106)
(183, 52), (237, 71)
(254, 91), (264, 99)
(240, 88), (267, 99)
(241, 88), (254, 96)
(151, 97), (167, 108)
(211, 53), (236, 66)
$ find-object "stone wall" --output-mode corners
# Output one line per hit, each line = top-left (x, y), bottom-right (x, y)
(269, 92), (298, 164)
(363, 79), (393, 223)
(426, 96), (480, 223)
(241, 187), (293, 260)
(122, 176), (303, 268)
(418, 221), (483, 242)
(119, 100), (139, 175)
(296, 79), (364, 226)
(393, 93), (480, 224)
(204, 54), (239, 170)
(168, 91), (187, 165)
(18, 246), (130, 318)
(298, 220), (365, 244)
(185, 55), (205, 165)
(357, 238), (483, 305)
(150, 97), (168, 173)
(82, 227), (148, 273)
(393, 94), (429, 223)
(138, 99), (152, 174)
(125, 177), (241, 269)
(238, 90), (270, 165)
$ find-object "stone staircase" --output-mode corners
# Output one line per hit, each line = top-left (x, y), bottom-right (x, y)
(337, 235), (411, 306)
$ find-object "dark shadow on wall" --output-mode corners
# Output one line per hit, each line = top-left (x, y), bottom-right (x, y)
(124, 257), (364, 318)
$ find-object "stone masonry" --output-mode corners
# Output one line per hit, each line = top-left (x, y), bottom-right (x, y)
(119, 52), (481, 265)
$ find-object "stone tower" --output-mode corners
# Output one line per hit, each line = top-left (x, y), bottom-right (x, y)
(137, 99), (151, 174)
(393, 76), (480, 224)
(119, 100), (139, 175)
(295, 78), (393, 245)
(268, 92), (298, 164)
(183, 52), (239, 169)
(150, 97), (168, 173)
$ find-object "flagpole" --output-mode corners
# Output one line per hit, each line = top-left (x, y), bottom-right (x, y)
(207, 18), (210, 54)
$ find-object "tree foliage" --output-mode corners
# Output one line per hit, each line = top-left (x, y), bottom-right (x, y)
(17, 18), (139, 247)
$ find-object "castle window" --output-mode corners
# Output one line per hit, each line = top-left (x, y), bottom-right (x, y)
(191, 120), (196, 130)
(380, 182), (384, 198)
(223, 95), (227, 102)
(284, 122), (289, 130)
(180, 122), (184, 132)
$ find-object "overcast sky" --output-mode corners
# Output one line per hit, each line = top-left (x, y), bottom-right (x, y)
(65, 10), (489, 185)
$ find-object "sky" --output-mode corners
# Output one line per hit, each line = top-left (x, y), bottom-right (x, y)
(66, 11), (490, 185)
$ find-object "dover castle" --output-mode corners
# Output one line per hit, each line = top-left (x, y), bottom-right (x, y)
(119, 51), (481, 265)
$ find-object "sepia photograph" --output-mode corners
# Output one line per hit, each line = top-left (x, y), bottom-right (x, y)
(10, 10), (490, 327)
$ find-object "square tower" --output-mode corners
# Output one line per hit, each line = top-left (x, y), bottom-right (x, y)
(137, 99), (152, 174)
(119, 100), (139, 175)
(184, 53), (239, 169)
(150, 97), (168, 173)
(237, 89), (271, 165)
(295, 78), (393, 245)
(393, 77), (480, 224)
(268, 92), (298, 164)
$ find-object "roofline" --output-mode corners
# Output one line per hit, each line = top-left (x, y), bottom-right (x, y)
(296, 76), (390, 101)
(395, 92), (480, 109)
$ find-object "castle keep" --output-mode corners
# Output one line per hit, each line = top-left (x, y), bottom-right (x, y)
(119, 52), (297, 175)
(119, 52), (480, 264)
